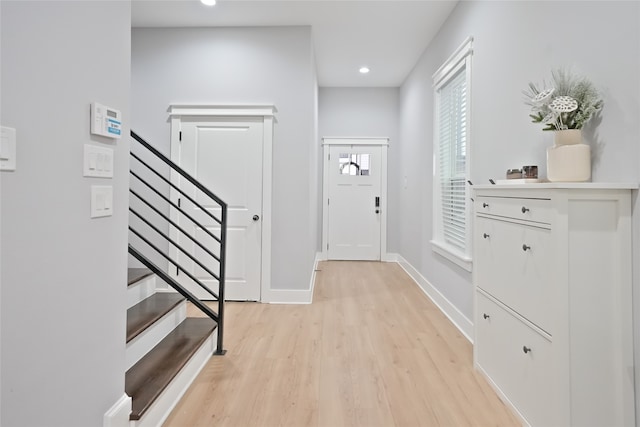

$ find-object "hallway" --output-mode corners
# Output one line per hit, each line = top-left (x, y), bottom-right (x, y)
(164, 261), (518, 426)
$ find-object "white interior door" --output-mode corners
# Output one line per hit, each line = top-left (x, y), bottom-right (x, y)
(327, 144), (383, 260)
(174, 117), (263, 301)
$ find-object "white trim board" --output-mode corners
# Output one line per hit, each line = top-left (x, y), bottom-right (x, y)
(267, 252), (321, 304)
(321, 137), (389, 146)
(169, 104), (277, 118)
(103, 394), (132, 427)
(394, 254), (473, 342)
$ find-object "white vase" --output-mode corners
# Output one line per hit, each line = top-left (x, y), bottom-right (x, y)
(546, 129), (591, 182)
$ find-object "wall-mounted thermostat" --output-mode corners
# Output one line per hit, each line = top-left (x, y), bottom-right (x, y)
(91, 102), (122, 139)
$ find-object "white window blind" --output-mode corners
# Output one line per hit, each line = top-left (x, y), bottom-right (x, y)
(438, 69), (467, 250)
(431, 36), (472, 271)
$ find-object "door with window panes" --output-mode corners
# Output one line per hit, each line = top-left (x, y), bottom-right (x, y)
(326, 145), (382, 260)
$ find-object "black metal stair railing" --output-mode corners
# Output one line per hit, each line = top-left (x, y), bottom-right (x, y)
(128, 130), (227, 355)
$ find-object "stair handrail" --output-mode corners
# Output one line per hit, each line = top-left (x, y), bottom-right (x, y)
(129, 130), (227, 355)
(131, 131), (226, 207)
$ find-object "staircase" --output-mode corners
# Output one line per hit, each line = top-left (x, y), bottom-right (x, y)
(125, 130), (228, 426)
(125, 269), (216, 426)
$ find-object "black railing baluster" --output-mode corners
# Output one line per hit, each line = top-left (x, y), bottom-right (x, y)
(128, 226), (219, 300)
(128, 130), (226, 355)
(216, 203), (227, 355)
(130, 152), (223, 226)
(130, 189), (221, 263)
(129, 246), (219, 322)
(130, 170), (222, 244)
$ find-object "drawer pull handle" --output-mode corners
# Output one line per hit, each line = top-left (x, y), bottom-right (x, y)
(482, 203), (489, 208)
(483, 233), (490, 239)
(522, 346), (532, 354)
(521, 206), (530, 214)
(483, 313), (490, 320)
(522, 244), (531, 251)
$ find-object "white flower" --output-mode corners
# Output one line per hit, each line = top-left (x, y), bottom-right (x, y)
(531, 87), (555, 106)
(549, 96), (578, 113)
(542, 112), (557, 125)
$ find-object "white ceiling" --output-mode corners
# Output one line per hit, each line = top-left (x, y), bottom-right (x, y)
(132, 0), (458, 87)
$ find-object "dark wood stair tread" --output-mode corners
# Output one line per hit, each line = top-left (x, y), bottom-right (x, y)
(125, 318), (216, 421)
(128, 268), (153, 286)
(127, 293), (185, 343)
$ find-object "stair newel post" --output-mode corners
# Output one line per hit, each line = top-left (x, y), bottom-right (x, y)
(215, 201), (228, 355)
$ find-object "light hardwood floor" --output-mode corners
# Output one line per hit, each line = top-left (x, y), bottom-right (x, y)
(164, 261), (520, 427)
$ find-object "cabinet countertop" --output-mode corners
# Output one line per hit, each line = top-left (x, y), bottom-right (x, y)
(473, 182), (638, 190)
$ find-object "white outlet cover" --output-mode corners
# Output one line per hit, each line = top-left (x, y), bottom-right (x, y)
(91, 185), (113, 218)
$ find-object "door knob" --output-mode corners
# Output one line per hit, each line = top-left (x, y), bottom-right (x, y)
(252, 215), (260, 221)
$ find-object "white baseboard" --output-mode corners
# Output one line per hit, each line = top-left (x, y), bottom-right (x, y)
(382, 252), (398, 262)
(267, 252), (321, 304)
(103, 393), (132, 427)
(395, 254), (473, 342)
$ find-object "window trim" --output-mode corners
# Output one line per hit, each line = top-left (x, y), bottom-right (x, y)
(431, 37), (473, 272)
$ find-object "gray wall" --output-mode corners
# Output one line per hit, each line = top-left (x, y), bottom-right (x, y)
(397, 0), (640, 415)
(131, 27), (318, 292)
(318, 88), (400, 252)
(0, 1), (131, 426)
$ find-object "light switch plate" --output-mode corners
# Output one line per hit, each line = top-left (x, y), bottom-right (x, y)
(91, 185), (113, 218)
(1, 126), (17, 171)
(84, 144), (114, 178)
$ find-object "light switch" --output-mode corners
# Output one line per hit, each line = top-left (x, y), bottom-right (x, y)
(84, 144), (114, 178)
(1, 126), (17, 171)
(91, 185), (113, 218)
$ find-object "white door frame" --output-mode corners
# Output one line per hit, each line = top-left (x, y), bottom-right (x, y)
(169, 104), (276, 302)
(321, 137), (389, 261)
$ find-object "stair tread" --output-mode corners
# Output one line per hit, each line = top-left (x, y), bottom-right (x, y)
(128, 268), (153, 286)
(125, 317), (216, 421)
(127, 293), (185, 343)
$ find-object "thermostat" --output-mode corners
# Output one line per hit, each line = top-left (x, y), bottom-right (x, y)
(91, 102), (122, 139)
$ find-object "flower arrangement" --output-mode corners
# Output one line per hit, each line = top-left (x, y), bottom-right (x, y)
(524, 69), (603, 131)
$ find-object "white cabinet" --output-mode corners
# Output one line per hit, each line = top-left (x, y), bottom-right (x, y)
(472, 184), (636, 427)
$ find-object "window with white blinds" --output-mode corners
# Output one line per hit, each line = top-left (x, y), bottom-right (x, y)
(431, 37), (472, 271)
(438, 69), (467, 250)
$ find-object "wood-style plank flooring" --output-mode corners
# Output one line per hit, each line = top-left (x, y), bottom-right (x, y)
(163, 261), (519, 427)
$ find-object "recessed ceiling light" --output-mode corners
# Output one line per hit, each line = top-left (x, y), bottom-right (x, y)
(201, 0), (216, 6)
(359, 67), (370, 74)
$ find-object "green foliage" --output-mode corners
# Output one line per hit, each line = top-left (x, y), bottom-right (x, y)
(523, 68), (603, 130)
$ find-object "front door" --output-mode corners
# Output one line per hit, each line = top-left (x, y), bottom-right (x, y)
(174, 117), (263, 301)
(327, 144), (383, 260)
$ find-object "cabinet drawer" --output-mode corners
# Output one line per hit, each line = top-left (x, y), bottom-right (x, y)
(476, 196), (551, 225)
(476, 292), (558, 427)
(475, 217), (554, 333)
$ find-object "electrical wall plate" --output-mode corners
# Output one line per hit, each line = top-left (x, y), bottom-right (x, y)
(91, 185), (113, 218)
(84, 144), (114, 178)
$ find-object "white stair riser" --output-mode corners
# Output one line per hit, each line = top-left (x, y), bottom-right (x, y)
(126, 302), (187, 370)
(127, 275), (157, 309)
(130, 329), (216, 427)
